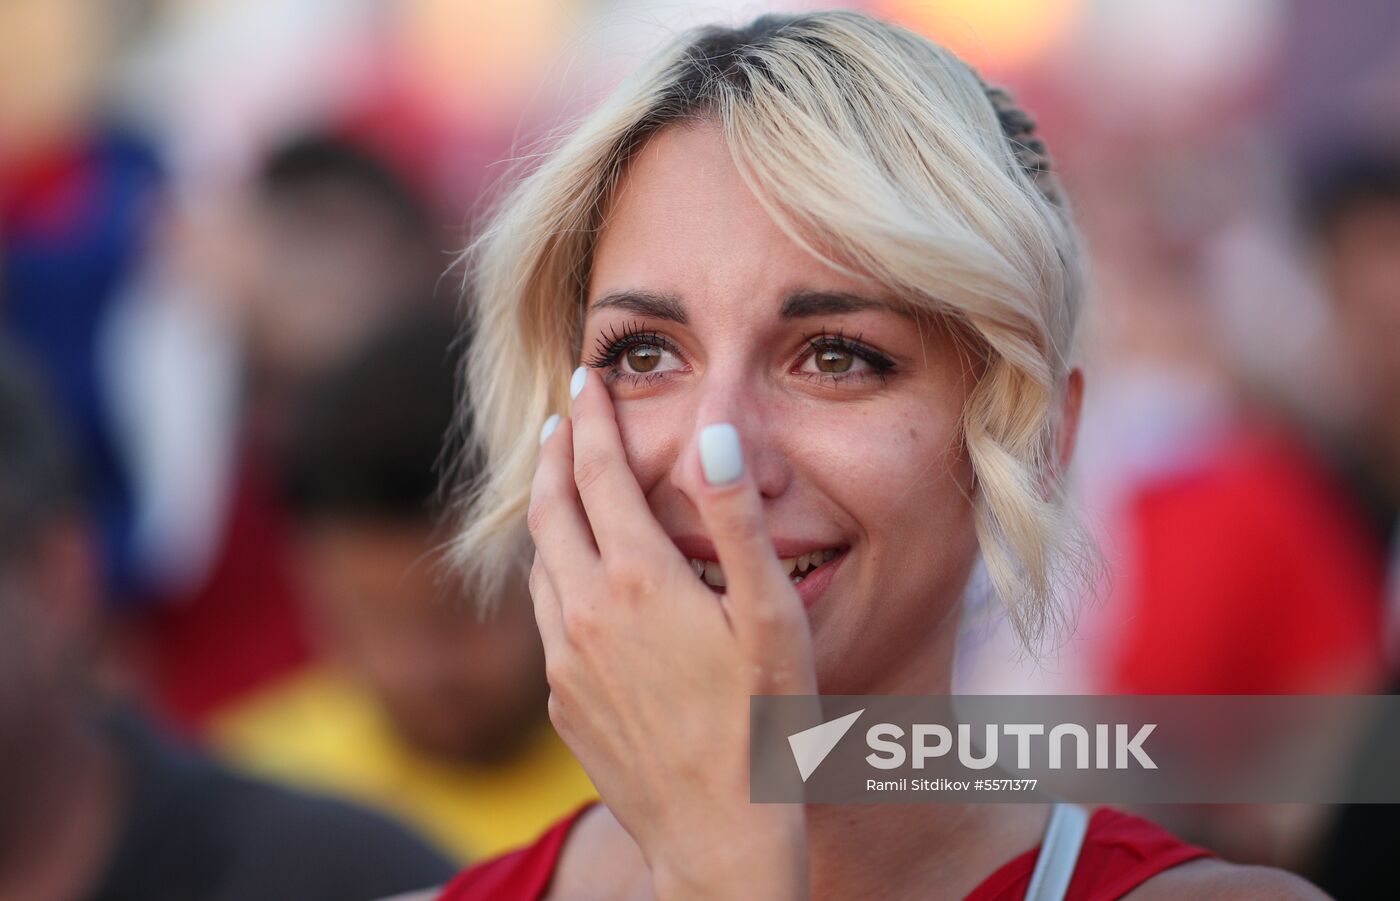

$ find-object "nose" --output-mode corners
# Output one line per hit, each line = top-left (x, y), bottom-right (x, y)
(669, 369), (792, 506)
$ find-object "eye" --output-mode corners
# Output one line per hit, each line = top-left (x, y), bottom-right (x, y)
(809, 346), (858, 374)
(584, 323), (686, 383)
(795, 333), (894, 383)
(623, 342), (675, 374)
(612, 339), (684, 382)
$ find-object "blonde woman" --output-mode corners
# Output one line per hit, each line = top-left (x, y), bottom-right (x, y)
(432, 11), (1324, 900)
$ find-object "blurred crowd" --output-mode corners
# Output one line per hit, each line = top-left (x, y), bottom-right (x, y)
(1, 1), (1397, 899)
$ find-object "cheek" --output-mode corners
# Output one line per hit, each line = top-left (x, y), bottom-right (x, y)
(804, 398), (971, 525)
(796, 395), (978, 608)
(611, 394), (694, 491)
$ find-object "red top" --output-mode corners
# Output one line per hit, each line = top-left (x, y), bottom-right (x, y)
(1108, 426), (1385, 695)
(437, 804), (1213, 900)
(133, 451), (313, 735)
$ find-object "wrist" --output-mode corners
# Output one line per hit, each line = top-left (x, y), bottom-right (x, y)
(650, 809), (807, 901)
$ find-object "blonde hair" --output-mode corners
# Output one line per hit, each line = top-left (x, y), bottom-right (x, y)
(449, 10), (1087, 649)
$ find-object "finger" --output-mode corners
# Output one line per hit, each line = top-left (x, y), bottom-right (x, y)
(568, 366), (674, 561)
(529, 414), (599, 585)
(691, 423), (805, 642)
(528, 552), (566, 662)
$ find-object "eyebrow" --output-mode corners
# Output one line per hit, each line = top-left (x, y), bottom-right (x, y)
(589, 289), (907, 323)
(590, 291), (688, 324)
(779, 290), (905, 319)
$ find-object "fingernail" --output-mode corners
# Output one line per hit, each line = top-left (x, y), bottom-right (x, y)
(699, 423), (743, 486)
(569, 366), (588, 400)
(539, 414), (561, 446)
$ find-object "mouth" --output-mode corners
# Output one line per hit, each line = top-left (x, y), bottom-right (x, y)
(685, 547), (845, 592)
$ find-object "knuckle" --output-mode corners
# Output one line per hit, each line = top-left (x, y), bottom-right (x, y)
(543, 657), (570, 692)
(572, 450), (610, 495)
(747, 604), (788, 636)
(748, 600), (782, 627)
(604, 559), (656, 599)
(748, 594), (803, 635)
(542, 654), (583, 708)
(546, 692), (567, 731)
(527, 560), (549, 600)
(561, 603), (599, 644)
(715, 504), (766, 547)
(525, 495), (551, 538)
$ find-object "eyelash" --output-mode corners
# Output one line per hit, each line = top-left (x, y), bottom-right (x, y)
(583, 322), (681, 386)
(583, 321), (897, 387)
(798, 329), (897, 386)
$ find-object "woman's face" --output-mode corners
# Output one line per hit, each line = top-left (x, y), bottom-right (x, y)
(583, 122), (979, 693)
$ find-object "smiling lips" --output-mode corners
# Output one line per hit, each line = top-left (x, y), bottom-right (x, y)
(686, 548), (842, 589)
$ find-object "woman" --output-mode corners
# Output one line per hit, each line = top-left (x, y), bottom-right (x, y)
(432, 11), (1324, 900)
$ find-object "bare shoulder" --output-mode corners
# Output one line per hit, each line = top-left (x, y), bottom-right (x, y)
(1125, 857), (1331, 900)
(546, 804), (651, 900)
(550, 803), (618, 889)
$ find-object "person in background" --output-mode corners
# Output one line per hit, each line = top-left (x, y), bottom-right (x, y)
(0, 0), (160, 608)
(238, 134), (444, 457)
(211, 311), (595, 862)
(1300, 143), (1400, 901)
(1302, 145), (1400, 612)
(127, 133), (448, 734)
(1056, 140), (1393, 874)
(0, 343), (455, 901)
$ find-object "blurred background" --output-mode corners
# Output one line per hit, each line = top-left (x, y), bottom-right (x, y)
(1, 1), (1397, 899)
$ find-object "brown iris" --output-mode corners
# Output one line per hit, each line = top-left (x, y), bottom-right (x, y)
(626, 345), (662, 372)
(815, 348), (853, 373)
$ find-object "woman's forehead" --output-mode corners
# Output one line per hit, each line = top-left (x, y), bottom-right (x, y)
(590, 126), (884, 312)
(594, 125), (786, 263)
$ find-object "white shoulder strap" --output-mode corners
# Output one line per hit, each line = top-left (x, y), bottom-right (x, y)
(1023, 803), (1090, 901)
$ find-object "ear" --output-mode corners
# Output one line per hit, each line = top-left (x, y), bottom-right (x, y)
(1055, 367), (1085, 478)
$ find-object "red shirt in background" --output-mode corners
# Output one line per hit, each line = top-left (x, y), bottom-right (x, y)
(1108, 426), (1386, 695)
(127, 451), (312, 735)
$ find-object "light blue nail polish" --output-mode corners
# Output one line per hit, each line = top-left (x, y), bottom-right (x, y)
(569, 367), (587, 400)
(699, 423), (743, 486)
(539, 414), (561, 446)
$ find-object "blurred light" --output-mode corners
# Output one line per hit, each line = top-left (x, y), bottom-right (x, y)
(0, 0), (109, 157)
(1065, 0), (1282, 129)
(117, 0), (375, 184)
(874, 0), (1082, 72)
(393, 0), (590, 128)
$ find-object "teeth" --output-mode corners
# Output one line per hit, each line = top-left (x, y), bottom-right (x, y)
(783, 549), (841, 577)
(686, 549), (841, 585)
